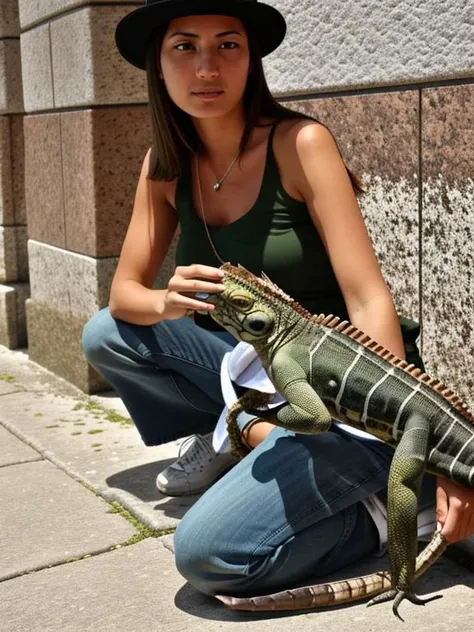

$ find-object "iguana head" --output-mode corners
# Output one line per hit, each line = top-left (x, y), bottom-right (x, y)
(200, 263), (309, 344)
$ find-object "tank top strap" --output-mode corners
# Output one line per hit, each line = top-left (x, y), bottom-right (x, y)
(262, 120), (285, 193)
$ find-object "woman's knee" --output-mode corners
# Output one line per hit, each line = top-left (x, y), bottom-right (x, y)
(81, 308), (120, 368)
(174, 505), (253, 596)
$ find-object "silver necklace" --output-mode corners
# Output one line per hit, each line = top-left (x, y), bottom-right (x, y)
(195, 154), (225, 264)
(207, 151), (240, 192)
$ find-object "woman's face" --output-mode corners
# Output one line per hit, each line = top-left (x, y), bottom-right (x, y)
(160, 15), (251, 120)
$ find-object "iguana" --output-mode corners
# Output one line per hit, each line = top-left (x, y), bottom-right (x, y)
(197, 262), (474, 619)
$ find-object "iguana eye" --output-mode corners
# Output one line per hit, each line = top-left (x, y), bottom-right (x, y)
(230, 295), (253, 310)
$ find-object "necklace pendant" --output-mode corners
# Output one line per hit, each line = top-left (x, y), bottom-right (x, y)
(213, 182), (221, 192)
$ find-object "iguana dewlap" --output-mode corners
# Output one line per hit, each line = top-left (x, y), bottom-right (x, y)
(200, 262), (474, 620)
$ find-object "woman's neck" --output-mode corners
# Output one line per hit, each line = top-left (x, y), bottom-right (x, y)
(193, 109), (246, 166)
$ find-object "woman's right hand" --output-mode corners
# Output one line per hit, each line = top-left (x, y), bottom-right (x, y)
(161, 264), (226, 320)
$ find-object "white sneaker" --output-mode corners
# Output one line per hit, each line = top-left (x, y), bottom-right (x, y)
(156, 433), (238, 496)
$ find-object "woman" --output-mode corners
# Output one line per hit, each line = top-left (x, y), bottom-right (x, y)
(82, 0), (474, 602)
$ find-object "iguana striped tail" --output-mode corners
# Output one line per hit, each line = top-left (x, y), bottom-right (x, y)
(216, 530), (447, 612)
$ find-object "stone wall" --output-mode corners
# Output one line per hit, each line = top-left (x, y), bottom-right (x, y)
(0, 0), (28, 349)
(1, 1), (472, 406)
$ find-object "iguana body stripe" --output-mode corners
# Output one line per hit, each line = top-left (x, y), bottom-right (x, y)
(362, 367), (394, 426)
(203, 263), (474, 618)
(450, 434), (474, 477)
(393, 383), (421, 440)
(334, 345), (363, 413)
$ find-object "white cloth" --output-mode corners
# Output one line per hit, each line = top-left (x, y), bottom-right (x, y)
(212, 342), (436, 549)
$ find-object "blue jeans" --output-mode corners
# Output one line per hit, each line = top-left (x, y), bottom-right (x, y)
(82, 309), (436, 597)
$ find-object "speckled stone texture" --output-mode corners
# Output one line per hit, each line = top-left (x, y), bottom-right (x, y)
(9, 114), (26, 225)
(289, 91), (420, 321)
(24, 113), (66, 248)
(0, 115), (25, 226)
(25, 234), (177, 390)
(19, 0), (139, 30)
(0, 115), (13, 225)
(20, 22), (55, 112)
(0, 38), (24, 115)
(25, 238), (178, 392)
(28, 240), (117, 316)
(0, 282), (29, 348)
(49, 5), (147, 110)
(0, 225), (27, 283)
(61, 107), (150, 257)
(0, 0), (20, 38)
(421, 85), (474, 411)
(26, 298), (108, 393)
(265, 0), (474, 95)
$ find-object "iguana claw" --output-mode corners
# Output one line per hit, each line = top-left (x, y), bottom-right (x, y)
(367, 588), (443, 621)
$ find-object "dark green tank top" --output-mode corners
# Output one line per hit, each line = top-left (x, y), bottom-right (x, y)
(175, 123), (349, 331)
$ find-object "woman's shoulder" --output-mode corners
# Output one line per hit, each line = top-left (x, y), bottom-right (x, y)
(141, 147), (179, 210)
(271, 118), (337, 191)
(274, 117), (336, 157)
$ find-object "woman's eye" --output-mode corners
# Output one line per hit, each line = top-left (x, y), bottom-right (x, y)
(175, 42), (194, 51)
(219, 41), (239, 50)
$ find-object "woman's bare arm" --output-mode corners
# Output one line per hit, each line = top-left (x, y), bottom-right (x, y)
(109, 149), (178, 324)
(109, 150), (225, 324)
(283, 120), (405, 358)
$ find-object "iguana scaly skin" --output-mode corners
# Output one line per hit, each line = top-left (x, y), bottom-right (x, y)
(201, 263), (474, 619)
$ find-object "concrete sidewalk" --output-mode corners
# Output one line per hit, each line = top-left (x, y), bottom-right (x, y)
(0, 346), (472, 631)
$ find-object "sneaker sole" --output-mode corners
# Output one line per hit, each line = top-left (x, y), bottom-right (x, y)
(156, 463), (236, 497)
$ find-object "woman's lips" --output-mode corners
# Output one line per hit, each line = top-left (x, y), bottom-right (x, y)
(192, 90), (224, 100)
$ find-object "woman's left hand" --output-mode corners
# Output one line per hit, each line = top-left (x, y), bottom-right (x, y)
(436, 476), (474, 543)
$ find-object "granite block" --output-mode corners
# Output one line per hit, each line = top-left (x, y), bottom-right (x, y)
(91, 5), (148, 105)
(0, 225), (28, 283)
(26, 298), (108, 393)
(264, 0), (474, 95)
(0, 0), (20, 37)
(60, 106), (150, 257)
(9, 114), (26, 225)
(19, 0), (140, 31)
(289, 90), (420, 321)
(421, 85), (474, 411)
(0, 282), (29, 349)
(50, 5), (147, 109)
(24, 113), (66, 248)
(0, 38), (24, 115)
(0, 114), (13, 225)
(20, 22), (54, 112)
(28, 240), (117, 316)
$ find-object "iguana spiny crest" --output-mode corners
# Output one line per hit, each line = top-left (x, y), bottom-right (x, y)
(208, 263), (473, 425)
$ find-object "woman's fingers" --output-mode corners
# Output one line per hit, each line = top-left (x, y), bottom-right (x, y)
(170, 279), (226, 294)
(175, 264), (225, 280)
(166, 291), (215, 312)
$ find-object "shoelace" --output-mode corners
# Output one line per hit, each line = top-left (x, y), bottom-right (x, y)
(173, 435), (215, 472)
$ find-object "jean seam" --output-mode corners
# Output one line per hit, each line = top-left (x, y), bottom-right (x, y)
(145, 351), (222, 377)
(168, 373), (218, 415)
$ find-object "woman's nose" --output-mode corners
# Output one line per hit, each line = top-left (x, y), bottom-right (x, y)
(196, 52), (219, 80)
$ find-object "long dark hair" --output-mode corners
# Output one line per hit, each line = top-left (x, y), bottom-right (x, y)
(145, 23), (364, 194)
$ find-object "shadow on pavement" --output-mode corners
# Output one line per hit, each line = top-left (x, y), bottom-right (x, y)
(105, 460), (203, 520)
(173, 553), (474, 622)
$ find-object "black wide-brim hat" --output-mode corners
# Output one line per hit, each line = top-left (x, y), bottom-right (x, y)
(115, 0), (287, 70)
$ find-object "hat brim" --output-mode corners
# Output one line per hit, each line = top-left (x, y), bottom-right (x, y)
(115, 0), (286, 70)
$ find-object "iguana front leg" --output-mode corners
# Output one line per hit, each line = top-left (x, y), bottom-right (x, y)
(368, 413), (442, 620)
(227, 390), (273, 459)
(265, 353), (332, 434)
